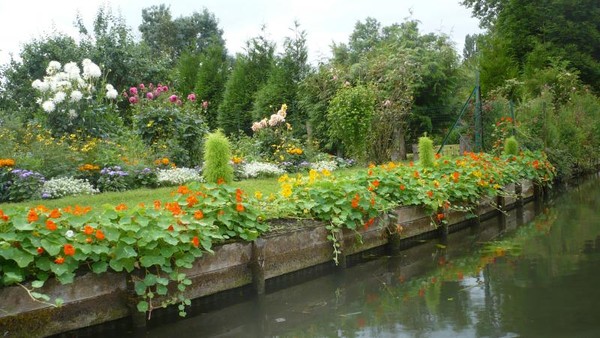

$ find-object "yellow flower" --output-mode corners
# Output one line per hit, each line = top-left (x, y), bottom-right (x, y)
(309, 169), (318, 183)
(278, 174), (289, 183)
(321, 169), (331, 177)
(281, 183), (293, 198)
(254, 191), (263, 200)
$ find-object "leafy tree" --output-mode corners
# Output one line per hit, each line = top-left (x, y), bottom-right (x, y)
(139, 5), (224, 61)
(252, 22), (309, 135)
(195, 42), (230, 129)
(327, 84), (376, 162)
(218, 28), (275, 135)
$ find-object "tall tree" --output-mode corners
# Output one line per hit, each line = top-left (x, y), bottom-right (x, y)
(218, 27), (275, 135)
(139, 5), (224, 61)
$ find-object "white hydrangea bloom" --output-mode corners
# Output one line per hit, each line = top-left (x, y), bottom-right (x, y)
(53, 91), (66, 103)
(105, 84), (114, 91)
(42, 100), (56, 113)
(106, 88), (118, 99)
(82, 60), (102, 79)
(46, 61), (61, 75)
(70, 90), (83, 102)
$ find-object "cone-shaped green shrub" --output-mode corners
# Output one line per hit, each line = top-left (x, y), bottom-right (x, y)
(418, 135), (435, 168)
(503, 136), (519, 156)
(203, 130), (234, 184)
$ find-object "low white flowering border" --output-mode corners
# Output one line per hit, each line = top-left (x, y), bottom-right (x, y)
(157, 167), (203, 186)
(310, 160), (338, 172)
(240, 161), (286, 178)
(41, 177), (99, 199)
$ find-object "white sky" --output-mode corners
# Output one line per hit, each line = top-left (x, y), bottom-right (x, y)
(0, 0), (483, 65)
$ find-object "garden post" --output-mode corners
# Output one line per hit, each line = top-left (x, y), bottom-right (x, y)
(250, 238), (266, 295)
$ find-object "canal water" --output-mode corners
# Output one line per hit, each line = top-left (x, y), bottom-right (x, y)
(67, 176), (600, 338)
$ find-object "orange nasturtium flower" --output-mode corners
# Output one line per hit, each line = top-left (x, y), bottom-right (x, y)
(177, 185), (190, 195)
(54, 256), (65, 264)
(48, 209), (61, 218)
(37, 247), (44, 254)
(95, 229), (105, 240)
(154, 200), (161, 210)
(83, 225), (94, 235)
(115, 203), (128, 211)
(351, 193), (360, 209)
(63, 244), (76, 256)
(192, 236), (200, 248)
(186, 195), (199, 207)
(413, 171), (420, 179)
(27, 209), (39, 223)
(46, 220), (58, 231)
(236, 203), (245, 212)
(427, 190), (434, 198)
(193, 210), (204, 220)
(0, 209), (9, 222)
(399, 184), (406, 191)
(217, 177), (225, 185)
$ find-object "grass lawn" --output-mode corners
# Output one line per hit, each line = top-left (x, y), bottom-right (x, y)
(0, 167), (366, 210)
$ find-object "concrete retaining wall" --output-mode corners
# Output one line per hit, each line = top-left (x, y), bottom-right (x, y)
(0, 180), (540, 337)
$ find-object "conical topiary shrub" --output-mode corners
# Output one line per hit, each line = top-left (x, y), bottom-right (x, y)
(418, 135), (435, 168)
(503, 136), (519, 157)
(202, 130), (234, 184)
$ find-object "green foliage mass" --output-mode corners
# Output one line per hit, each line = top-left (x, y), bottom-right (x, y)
(203, 130), (234, 184)
(503, 136), (519, 156)
(418, 136), (435, 168)
(327, 84), (376, 162)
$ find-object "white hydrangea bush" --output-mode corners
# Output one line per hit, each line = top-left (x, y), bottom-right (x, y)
(240, 161), (285, 178)
(41, 177), (99, 199)
(157, 167), (203, 186)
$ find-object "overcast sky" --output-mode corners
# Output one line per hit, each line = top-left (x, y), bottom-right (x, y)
(0, 0), (483, 65)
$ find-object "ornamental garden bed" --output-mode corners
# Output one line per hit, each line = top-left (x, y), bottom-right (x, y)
(0, 151), (553, 337)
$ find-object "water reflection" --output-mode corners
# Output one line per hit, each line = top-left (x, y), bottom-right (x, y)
(79, 177), (600, 337)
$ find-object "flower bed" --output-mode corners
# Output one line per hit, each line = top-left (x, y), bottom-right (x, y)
(0, 150), (554, 335)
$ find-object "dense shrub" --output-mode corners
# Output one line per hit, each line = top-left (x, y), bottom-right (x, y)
(203, 130), (234, 184)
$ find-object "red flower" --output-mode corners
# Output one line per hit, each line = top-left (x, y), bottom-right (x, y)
(177, 185), (190, 195)
(217, 178), (225, 185)
(48, 209), (61, 218)
(351, 193), (360, 209)
(399, 184), (406, 191)
(115, 203), (128, 211)
(413, 171), (420, 179)
(235, 188), (243, 202)
(95, 229), (105, 240)
(167, 225), (174, 232)
(46, 220), (57, 231)
(236, 203), (245, 212)
(27, 209), (39, 223)
(83, 225), (94, 235)
(63, 244), (75, 256)
(192, 236), (199, 247)
(427, 190), (434, 198)
(153, 200), (161, 210)
(452, 171), (460, 182)
(194, 210), (204, 220)
(372, 180), (380, 188)
(364, 218), (375, 230)
(436, 213), (445, 221)
(54, 256), (65, 264)
(186, 195), (199, 207)
(37, 247), (44, 255)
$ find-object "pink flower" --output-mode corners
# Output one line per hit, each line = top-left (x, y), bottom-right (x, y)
(202, 101), (209, 109)
(129, 96), (139, 104)
(122, 91), (128, 97)
(176, 99), (183, 106)
(162, 86), (169, 92)
(169, 95), (178, 103)
(187, 93), (196, 102)
(139, 83), (145, 90)
(129, 87), (138, 95)
(146, 92), (154, 100)
(148, 83), (154, 90)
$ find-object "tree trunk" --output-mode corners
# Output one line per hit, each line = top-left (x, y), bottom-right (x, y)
(390, 125), (406, 161)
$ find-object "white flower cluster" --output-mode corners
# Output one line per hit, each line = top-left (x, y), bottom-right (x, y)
(251, 104), (288, 132)
(32, 59), (116, 115)
(41, 177), (99, 199)
(240, 161), (285, 178)
(157, 167), (203, 185)
(310, 160), (338, 172)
